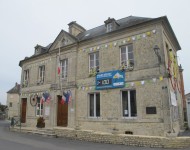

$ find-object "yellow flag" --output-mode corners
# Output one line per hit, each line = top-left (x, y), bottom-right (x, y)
(159, 76), (163, 81)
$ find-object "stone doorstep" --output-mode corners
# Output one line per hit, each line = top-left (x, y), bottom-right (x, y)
(10, 127), (57, 137)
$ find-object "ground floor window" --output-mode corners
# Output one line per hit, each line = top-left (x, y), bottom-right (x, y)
(89, 93), (100, 117)
(36, 97), (43, 116)
(122, 90), (137, 117)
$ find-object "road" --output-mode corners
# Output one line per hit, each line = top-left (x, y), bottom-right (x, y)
(0, 120), (188, 150)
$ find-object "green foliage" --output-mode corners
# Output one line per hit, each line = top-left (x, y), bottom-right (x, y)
(36, 117), (45, 128)
(0, 103), (7, 112)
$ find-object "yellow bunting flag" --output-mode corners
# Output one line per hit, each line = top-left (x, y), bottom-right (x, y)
(159, 76), (163, 81)
(127, 37), (131, 42)
(135, 81), (141, 86)
(137, 35), (141, 40)
(146, 32), (151, 36)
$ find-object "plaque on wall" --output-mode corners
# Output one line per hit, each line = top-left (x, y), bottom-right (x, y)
(146, 107), (157, 114)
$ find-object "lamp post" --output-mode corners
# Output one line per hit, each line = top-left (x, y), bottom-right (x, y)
(153, 45), (161, 64)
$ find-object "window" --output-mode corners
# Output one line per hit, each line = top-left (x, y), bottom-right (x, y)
(89, 93), (100, 117)
(9, 102), (12, 107)
(23, 69), (29, 87)
(122, 90), (137, 117)
(36, 97), (43, 116)
(89, 52), (99, 72)
(120, 44), (134, 66)
(38, 65), (45, 83)
(60, 59), (68, 79)
(23, 70), (29, 81)
(107, 23), (112, 32)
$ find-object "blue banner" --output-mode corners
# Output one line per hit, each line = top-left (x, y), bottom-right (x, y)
(96, 70), (125, 90)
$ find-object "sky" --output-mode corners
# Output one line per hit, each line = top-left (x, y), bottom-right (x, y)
(0, 0), (189, 105)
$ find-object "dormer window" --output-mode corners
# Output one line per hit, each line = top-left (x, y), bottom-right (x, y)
(104, 17), (120, 33)
(107, 23), (113, 32)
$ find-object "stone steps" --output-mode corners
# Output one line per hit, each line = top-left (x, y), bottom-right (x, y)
(10, 127), (57, 138)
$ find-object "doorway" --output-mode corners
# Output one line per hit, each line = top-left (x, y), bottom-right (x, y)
(21, 98), (27, 123)
(57, 96), (68, 127)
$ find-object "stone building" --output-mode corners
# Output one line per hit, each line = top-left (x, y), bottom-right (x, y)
(19, 16), (184, 136)
(7, 82), (20, 119)
(185, 93), (190, 128)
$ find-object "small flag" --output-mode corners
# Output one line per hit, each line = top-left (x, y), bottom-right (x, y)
(153, 78), (157, 83)
(61, 94), (66, 105)
(159, 76), (163, 81)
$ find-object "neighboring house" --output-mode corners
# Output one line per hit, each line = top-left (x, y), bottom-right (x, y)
(19, 16), (184, 136)
(185, 93), (190, 128)
(7, 82), (20, 119)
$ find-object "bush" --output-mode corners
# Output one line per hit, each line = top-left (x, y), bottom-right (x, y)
(36, 117), (45, 128)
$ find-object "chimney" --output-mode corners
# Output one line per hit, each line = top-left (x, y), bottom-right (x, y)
(68, 21), (86, 37)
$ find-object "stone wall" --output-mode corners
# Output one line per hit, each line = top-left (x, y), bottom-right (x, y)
(53, 127), (190, 149)
(7, 93), (20, 119)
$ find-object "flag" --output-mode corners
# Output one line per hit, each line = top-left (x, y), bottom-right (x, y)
(63, 90), (72, 104)
(61, 94), (66, 105)
(46, 96), (51, 104)
(58, 41), (61, 75)
(58, 62), (61, 75)
(40, 96), (45, 104)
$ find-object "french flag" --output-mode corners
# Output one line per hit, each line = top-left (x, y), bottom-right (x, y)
(61, 95), (66, 105)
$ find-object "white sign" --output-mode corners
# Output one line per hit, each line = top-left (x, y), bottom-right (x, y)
(124, 110), (128, 115)
(45, 107), (50, 116)
(170, 91), (177, 106)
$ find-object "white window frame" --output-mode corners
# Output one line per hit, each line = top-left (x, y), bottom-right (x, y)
(38, 65), (45, 83)
(23, 69), (29, 82)
(60, 59), (68, 79)
(120, 44), (134, 66)
(89, 93), (100, 118)
(121, 90), (137, 119)
(36, 98), (43, 116)
(89, 52), (99, 72)
(107, 23), (112, 32)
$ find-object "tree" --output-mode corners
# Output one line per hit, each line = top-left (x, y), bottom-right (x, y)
(0, 103), (7, 112)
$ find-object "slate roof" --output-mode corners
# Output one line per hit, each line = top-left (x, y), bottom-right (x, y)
(77, 16), (152, 41)
(19, 15), (181, 66)
(7, 83), (20, 94)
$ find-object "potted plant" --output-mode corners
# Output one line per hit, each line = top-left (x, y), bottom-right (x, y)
(36, 117), (45, 128)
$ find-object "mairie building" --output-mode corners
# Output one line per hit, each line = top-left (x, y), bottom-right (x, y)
(19, 15), (185, 136)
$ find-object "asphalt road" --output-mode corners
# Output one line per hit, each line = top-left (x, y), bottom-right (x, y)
(0, 120), (188, 150)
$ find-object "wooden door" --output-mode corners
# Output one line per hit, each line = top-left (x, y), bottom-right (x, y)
(21, 98), (27, 123)
(57, 96), (68, 127)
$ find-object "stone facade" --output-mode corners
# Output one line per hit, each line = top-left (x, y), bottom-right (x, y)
(19, 16), (184, 136)
(7, 83), (20, 119)
(185, 93), (190, 128)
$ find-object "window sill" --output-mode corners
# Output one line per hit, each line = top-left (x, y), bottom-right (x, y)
(122, 117), (137, 119)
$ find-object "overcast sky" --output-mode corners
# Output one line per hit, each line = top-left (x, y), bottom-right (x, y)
(0, 0), (189, 105)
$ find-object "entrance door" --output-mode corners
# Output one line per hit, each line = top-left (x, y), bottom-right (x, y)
(21, 98), (27, 123)
(57, 96), (68, 127)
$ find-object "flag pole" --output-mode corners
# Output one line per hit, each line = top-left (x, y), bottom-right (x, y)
(58, 41), (63, 94)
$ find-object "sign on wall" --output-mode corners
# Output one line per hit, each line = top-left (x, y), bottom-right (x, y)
(96, 70), (125, 90)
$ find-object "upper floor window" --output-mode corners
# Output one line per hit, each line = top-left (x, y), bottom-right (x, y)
(89, 52), (99, 72)
(60, 59), (68, 79)
(23, 69), (29, 83)
(120, 44), (134, 67)
(36, 97), (43, 116)
(89, 93), (100, 117)
(122, 90), (137, 117)
(107, 23), (113, 32)
(9, 102), (12, 107)
(38, 65), (45, 83)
